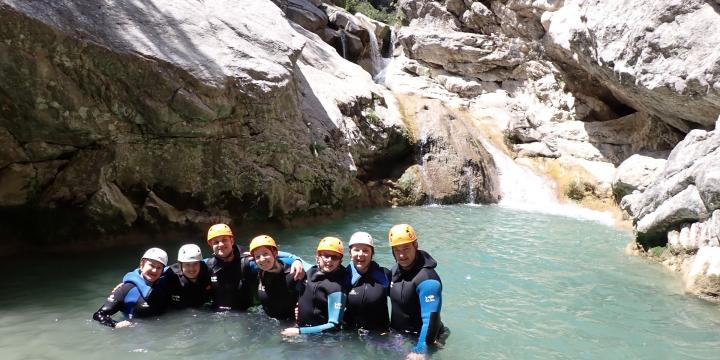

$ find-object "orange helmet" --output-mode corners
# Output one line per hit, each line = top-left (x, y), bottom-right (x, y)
(316, 236), (344, 256)
(207, 223), (233, 245)
(388, 224), (417, 247)
(249, 235), (278, 254)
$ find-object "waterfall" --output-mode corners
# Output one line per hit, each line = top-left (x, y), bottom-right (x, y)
(340, 30), (348, 59)
(370, 28), (393, 84)
(463, 165), (476, 204)
(480, 140), (615, 224)
(367, 28), (390, 79)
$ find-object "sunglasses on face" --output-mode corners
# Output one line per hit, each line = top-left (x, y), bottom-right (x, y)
(319, 253), (341, 261)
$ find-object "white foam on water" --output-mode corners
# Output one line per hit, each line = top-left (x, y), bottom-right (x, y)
(481, 140), (615, 226)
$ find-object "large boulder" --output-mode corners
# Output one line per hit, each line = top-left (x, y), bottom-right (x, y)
(391, 93), (500, 205)
(612, 153), (668, 199)
(286, 0), (328, 32)
(397, 0), (461, 29)
(624, 120), (720, 247)
(0, 0), (412, 245)
(397, 27), (540, 81)
(543, 0), (720, 132)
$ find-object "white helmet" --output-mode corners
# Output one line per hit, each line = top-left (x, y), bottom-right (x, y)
(142, 247), (168, 266)
(178, 244), (203, 263)
(348, 231), (374, 248)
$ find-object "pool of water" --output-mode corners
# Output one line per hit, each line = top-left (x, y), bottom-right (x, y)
(1, 205), (719, 359)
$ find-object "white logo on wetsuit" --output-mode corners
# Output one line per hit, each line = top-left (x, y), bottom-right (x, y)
(172, 295), (181, 302)
(211, 276), (217, 282)
(425, 295), (435, 303)
(349, 289), (358, 295)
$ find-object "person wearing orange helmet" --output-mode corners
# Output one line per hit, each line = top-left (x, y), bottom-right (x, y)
(388, 224), (445, 360)
(248, 235), (303, 319)
(281, 236), (348, 336)
(205, 223), (305, 311)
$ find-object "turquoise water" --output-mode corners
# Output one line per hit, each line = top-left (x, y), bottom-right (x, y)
(1, 205), (719, 359)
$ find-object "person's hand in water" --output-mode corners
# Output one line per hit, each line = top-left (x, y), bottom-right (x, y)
(405, 352), (425, 360)
(281, 327), (300, 336)
(115, 320), (133, 328)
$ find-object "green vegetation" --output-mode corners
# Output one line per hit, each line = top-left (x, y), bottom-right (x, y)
(648, 246), (666, 258)
(340, 0), (398, 24)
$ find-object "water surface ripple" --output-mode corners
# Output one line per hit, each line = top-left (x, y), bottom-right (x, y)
(1, 205), (719, 359)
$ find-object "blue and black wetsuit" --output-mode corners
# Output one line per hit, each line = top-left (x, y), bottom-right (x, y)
(257, 261), (302, 320)
(296, 266), (348, 334)
(389, 250), (444, 354)
(206, 245), (302, 311)
(163, 262), (212, 309)
(344, 261), (391, 330)
(92, 269), (165, 327)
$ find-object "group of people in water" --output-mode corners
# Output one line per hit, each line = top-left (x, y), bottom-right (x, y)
(93, 223), (446, 359)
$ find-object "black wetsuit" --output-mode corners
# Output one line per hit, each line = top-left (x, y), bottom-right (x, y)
(206, 244), (257, 311)
(344, 261), (391, 330)
(389, 250), (444, 354)
(257, 261), (301, 320)
(297, 266), (348, 334)
(92, 270), (165, 327)
(163, 262), (212, 309)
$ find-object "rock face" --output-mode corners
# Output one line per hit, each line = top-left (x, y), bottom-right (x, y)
(397, 27), (540, 81)
(0, 0), (411, 245)
(623, 122), (720, 245)
(621, 119), (720, 300)
(391, 94), (500, 205)
(612, 153), (668, 199)
(543, 0), (720, 132)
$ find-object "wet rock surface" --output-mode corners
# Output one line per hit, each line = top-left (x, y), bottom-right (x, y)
(0, 0), (410, 246)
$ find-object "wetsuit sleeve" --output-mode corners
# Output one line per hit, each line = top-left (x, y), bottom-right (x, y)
(245, 251), (304, 274)
(92, 283), (133, 327)
(412, 279), (442, 354)
(277, 251), (305, 268)
(298, 292), (346, 334)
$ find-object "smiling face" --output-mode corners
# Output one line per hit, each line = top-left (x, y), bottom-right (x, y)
(181, 261), (201, 281)
(350, 244), (373, 273)
(252, 246), (278, 272)
(392, 241), (418, 270)
(316, 251), (342, 273)
(139, 259), (164, 283)
(210, 235), (234, 260)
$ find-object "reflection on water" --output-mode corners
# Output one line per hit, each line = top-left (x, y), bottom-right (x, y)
(1, 205), (720, 359)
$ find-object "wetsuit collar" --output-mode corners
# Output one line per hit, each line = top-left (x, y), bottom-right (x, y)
(349, 261), (379, 286)
(396, 250), (437, 276)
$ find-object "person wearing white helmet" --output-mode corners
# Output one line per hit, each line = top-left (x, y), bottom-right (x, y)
(162, 244), (212, 309)
(343, 231), (391, 331)
(92, 247), (169, 328)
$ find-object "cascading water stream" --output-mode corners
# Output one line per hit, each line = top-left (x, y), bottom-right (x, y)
(366, 27), (391, 79)
(480, 139), (615, 224)
(369, 28), (393, 83)
(339, 30), (348, 59)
